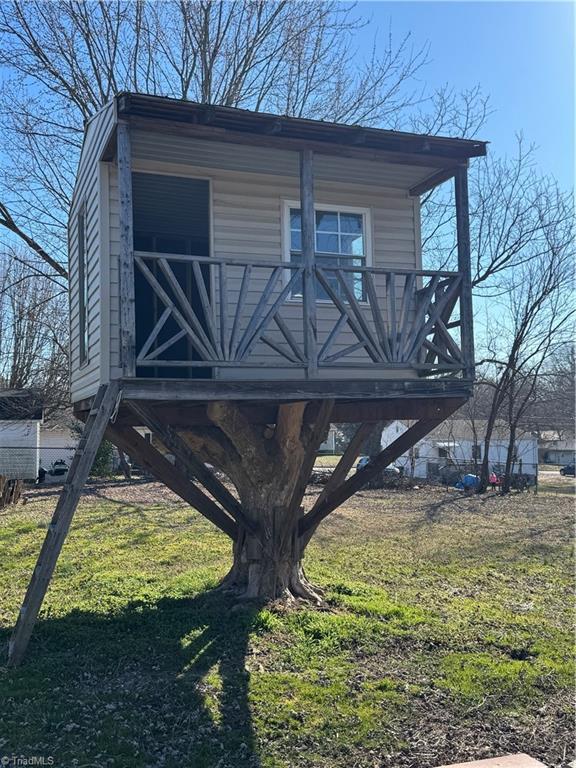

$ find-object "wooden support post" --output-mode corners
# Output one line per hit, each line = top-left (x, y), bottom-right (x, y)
(105, 424), (238, 540)
(308, 422), (381, 517)
(299, 411), (459, 537)
(117, 121), (136, 377)
(8, 383), (121, 666)
(300, 149), (318, 378)
(454, 164), (475, 380)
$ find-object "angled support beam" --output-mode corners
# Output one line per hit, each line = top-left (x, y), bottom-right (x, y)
(8, 382), (121, 666)
(125, 401), (254, 533)
(309, 422), (382, 517)
(409, 164), (460, 197)
(299, 408), (460, 537)
(106, 424), (237, 540)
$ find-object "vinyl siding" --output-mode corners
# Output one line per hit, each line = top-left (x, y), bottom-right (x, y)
(0, 421), (40, 480)
(69, 101), (116, 402)
(130, 130), (436, 189)
(121, 131), (422, 380)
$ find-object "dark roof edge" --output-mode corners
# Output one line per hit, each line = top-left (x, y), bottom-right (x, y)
(116, 92), (488, 161)
(0, 389), (43, 421)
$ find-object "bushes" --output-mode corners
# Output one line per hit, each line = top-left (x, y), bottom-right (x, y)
(91, 439), (115, 477)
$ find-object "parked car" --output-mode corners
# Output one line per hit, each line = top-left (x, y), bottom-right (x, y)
(560, 464), (575, 477)
(356, 456), (400, 476)
(49, 459), (69, 477)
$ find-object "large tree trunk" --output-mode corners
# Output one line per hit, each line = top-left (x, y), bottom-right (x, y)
(180, 400), (334, 602)
(221, 517), (320, 602)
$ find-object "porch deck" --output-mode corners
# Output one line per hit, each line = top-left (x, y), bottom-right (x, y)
(73, 376), (471, 427)
(131, 251), (472, 383)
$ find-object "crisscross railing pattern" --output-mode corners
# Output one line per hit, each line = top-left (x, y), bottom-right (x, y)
(133, 251), (467, 377)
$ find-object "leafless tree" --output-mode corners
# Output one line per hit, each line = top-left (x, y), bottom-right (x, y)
(1, 0), (466, 277)
(522, 345), (575, 438)
(0, 252), (69, 416)
(474, 191), (574, 493)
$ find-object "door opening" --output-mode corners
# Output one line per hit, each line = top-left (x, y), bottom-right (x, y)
(132, 173), (211, 379)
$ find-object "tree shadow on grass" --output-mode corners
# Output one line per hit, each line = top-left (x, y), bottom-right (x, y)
(0, 592), (263, 768)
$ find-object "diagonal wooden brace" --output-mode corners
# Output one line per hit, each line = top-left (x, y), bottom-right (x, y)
(8, 382), (121, 666)
(105, 424), (238, 540)
(125, 400), (252, 530)
(299, 408), (460, 538)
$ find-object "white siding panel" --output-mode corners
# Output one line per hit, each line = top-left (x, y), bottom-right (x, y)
(0, 421), (40, 480)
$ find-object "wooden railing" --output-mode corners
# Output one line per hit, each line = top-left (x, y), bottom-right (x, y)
(133, 251), (471, 378)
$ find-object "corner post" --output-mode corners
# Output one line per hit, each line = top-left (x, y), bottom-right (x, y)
(454, 163), (475, 380)
(117, 121), (136, 377)
(299, 149), (318, 378)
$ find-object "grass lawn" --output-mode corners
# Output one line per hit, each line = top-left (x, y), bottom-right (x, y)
(0, 480), (573, 768)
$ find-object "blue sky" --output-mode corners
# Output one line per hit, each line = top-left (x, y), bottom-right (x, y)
(356, 1), (574, 187)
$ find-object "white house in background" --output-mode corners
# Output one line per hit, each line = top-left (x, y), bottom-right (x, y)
(0, 390), (43, 481)
(0, 421), (40, 481)
(538, 432), (575, 466)
(381, 419), (538, 480)
(39, 411), (80, 471)
(319, 427), (337, 454)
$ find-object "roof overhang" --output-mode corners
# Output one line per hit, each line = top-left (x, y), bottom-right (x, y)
(115, 92), (488, 196)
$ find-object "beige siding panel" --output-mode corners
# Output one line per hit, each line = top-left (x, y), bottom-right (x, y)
(69, 100), (116, 403)
(123, 147), (421, 381)
(131, 130), (436, 190)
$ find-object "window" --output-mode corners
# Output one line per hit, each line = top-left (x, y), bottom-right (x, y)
(472, 443), (481, 461)
(285, 203), (370, 301)
(438, 447), (449, 459)
(77, 204), (88, 366)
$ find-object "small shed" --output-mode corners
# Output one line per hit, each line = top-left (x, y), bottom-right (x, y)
(0, 390), (43, 481)
(39, 410), (80, 470)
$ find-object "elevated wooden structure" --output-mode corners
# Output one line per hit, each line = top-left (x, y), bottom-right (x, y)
(8, 94), (486, 664)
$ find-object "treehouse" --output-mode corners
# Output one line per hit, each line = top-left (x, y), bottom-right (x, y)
(8, 93), (487, 665)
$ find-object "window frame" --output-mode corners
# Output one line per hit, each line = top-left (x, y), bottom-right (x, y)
(281, 200), (373, 304)
(77, 200), (89, 368)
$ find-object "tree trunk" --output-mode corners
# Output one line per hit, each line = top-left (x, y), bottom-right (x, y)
(501, 422), (517, 494)
(478, 383), (506, 492)
(220, 515), (320, 602)
(180, 400), (334, 602)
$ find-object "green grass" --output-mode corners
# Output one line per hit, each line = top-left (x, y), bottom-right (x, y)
(0, 483), (573, 767)
(314, 454), (342, 467)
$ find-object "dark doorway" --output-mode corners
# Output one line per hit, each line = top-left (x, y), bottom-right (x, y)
(132, 173), (212, 379)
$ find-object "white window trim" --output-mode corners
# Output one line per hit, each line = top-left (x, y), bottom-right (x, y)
(281, 199), (373, 303)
